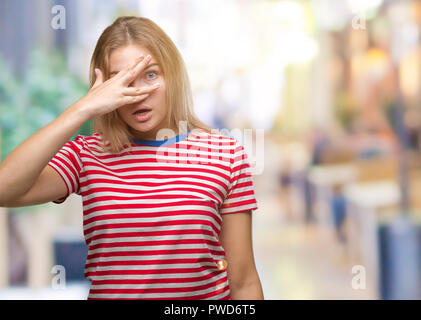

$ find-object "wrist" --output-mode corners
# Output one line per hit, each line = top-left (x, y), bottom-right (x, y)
(68, 98), (95, 122)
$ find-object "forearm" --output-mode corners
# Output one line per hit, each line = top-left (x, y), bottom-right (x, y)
(229, 276), (264, 300)
(0, 101), (90, 202)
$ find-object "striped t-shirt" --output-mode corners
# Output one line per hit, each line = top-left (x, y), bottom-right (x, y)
(47, 128), (258, 300)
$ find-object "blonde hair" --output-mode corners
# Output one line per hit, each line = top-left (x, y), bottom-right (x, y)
(89, 16), (213, 154)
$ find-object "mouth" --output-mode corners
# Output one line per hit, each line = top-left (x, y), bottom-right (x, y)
(132, 108), (152, 122)
(132, 104), (152, 115)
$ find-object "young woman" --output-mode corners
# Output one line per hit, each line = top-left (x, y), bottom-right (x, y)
(0, 16), (263, 300)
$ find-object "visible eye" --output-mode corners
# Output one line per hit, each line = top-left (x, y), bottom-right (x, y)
(146, 71), (158, 80)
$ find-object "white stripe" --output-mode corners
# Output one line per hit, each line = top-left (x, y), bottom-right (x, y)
(85, 262), (217, 272)
(80, 177), (228, 196)
(86, 243), (223, 255)
(80, 182), (226, 202)
(204, 289), (231, 300)
(80, 170), (230, 187)
(52, 133), (254, 299)
(229, 185), (255, 195)
(82, 152), (232, 167)
(83, 207), (218, 218)
(87, 268), (223, 280)
(223, 194), (256, 204)
(220, 203), (257, 214)
(85, 253), (225, 264)
(48, 162), (74, 194)
(81, 161), (230, 178)
(81, 190), (223, 203)
(223, 191), (256, 202)
(60, 144), (83, 170)
(87, 280), (229, 299)
(87, 234), (217, 246)
(83, 199), (218, 212)
(87, 151), (233, 165)
(83, 210), (220, 225)
(90, 272), (227, 289)
(83, 217), (221, 236)
(84, 224), (216, 241)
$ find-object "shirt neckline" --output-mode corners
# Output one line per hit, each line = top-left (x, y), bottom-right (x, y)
(131, 130), (191, 146)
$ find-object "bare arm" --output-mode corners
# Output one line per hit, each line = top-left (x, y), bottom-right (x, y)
(0, 54), (159, 207)
(0, 103), (90, 207)
(219, 211), (264, 300)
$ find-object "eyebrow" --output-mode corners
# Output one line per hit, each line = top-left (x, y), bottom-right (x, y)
(109, 63), (159, 76)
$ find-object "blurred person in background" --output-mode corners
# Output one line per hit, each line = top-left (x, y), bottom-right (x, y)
(348, 117), (395, 160)
(0, 16), (263, 300)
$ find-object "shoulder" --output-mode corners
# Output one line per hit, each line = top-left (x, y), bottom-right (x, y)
(71, 132), (104, 152)
(188, 128), (239, 149)
(186, 129), (248, 167)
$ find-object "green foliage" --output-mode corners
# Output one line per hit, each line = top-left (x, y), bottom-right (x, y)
(0, 48), (91, 161)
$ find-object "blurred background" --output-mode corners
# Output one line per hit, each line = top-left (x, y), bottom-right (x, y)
(1, 0), (421, 299)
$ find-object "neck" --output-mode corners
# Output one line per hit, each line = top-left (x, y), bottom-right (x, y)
(130, 127), (181, 141)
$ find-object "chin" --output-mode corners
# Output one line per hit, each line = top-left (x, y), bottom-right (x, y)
(129, 121), (158, 134)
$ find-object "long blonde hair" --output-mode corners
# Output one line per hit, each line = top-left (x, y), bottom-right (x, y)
(89, 16), (213, 154)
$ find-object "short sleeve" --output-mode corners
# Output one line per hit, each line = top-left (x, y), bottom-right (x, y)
(47, 135), (84, 204)
(220, 139), (258, 215)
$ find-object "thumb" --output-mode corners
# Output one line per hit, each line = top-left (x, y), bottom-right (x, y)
(92, 68), (103, 89)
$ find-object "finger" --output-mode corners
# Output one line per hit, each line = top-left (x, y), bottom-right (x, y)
(121, 83), (160, 96)
(113, 55), (145, 81)
(119, 93), (150, 106)
(92, 68), (104, 89)
(121, 54), (152, 85)
(129, 55), (145, 70)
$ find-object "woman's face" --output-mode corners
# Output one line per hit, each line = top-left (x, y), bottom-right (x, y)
(108, 44), (171, 140)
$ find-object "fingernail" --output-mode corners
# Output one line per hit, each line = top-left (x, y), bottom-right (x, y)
(146, 54), (151, 61)
(153, 83), (160, 87)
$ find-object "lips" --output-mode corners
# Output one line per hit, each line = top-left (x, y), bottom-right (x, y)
(132, 105), (152, 115)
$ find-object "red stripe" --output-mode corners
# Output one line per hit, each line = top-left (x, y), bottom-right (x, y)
(83, 143), (233, 160)
(83, 158), (230, 176)
(47, 132), (257, 299)
(228, 189), (255, 198)
(86, 248), (225, 260)
(83, 211), (221, 226)
(82, 171), (230, 189)
(49, 158), (77, 194)
(88, 238), (220, 251)
(80, 180), (227, 200)
(84, 199), (216, 211)
(87, 286), (230, 300)
(83, 220), (220, 238)
(85, 257), (215, 268)
(83, 193), (221, 206)
(89, 276), (228, 294)
(85, 265), (224, 277)
(82, 186), (224, 204)
(91, 271), (219, 284)
(221, 198), (257, 209)
(87, 229), (215, 242)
